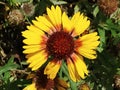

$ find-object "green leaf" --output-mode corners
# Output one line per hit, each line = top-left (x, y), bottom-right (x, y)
(111, 29), (117, 37)
(3, 71), (11, 84)
(98, 28), (106, 52)
(74, 4), (80, 13)
(20, 61), (28, 65)
(113, 33), (120, 45)
(93, 6), (99, 17)
(116, 68), (120, 75)
(50, 0), (67, 5)
(0, 56), (19, 75)
(7, 56), (14, 64)
(7, 0), (30, 6)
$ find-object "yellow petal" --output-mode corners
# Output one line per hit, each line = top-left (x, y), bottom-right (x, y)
(56, 6), (62, 26)
(28, 55), (44, 68)
(23, 38), (42, 45)
(80, 32), (99, 41)
(22, 30), (42, 40)
(36, 16), (56, 32)
(26, 25), (44, 35)
(32, 20), (51, 32)
(23, 45), (42, 54)
(27, 50), (47, 63)
(76, 45), (97, 59)
(62, 12), (73, 33)
(71, 12), (80, 24)
(81, 41), (100, 49)
(28, 51), (48, 71)
(36, 16), (54, 29)
(44, 60), (61, 79)
(47, 6), (62, 31)
(23, 45), (41, 49)
(22, 28), (45, 45)
(47, 7), (56, 25)
(71, 53), (88, 79)
(51, 6), (62, 27)
(23, 83), (36, 90)
(67, 58), (77, 82)
(23, 38), (47, 53)
(31, 56), (47, 71)
(75, 32), (100, 59)
(78, 49), (97, 59)
(71, 12), (90, 35)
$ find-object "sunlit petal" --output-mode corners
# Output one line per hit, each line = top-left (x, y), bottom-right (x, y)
(71, 53), (88, 79)
(75, 32), (100, 59)
(67, 58), (80, 82)
(71, 12), (90, 36)
(47, 6), (62, 31)
(44, 59), (62, 79)
(62, 12), (73, 33)
(23, 83), (36, 90)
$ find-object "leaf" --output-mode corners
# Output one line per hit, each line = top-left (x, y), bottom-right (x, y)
(7, 0), (30, 6)
(0, 56), (19, 75)
(7, 56), (14, 64)
(3, 71), (11, 83)
(93, 6), (99, 17)
(74, 4), (80, 13)
(20, 61), (28, 65)
(97, 28), (106, 52)
(98, 28), (106, 43)
(50, 0), (67, 5)
(116, 68), (120, 75)
(111, 29), (117, 37)
(113, 33), (120, 45)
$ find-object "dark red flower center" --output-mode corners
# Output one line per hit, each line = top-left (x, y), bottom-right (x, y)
(46, 31), (74, 59)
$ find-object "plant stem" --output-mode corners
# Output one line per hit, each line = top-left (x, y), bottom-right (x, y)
(61, 61), (78, 90)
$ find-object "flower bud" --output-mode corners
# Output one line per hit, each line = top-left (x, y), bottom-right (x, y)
(21, 2), (35, 17)
(7, 9), (24, 25)
(97, 0), (118, 15)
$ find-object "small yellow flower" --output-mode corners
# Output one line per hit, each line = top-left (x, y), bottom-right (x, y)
(22, 6), (100, 82)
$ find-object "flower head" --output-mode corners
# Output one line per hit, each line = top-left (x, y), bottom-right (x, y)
(22, 6), (100, 82)
(23, 70), (69, 90)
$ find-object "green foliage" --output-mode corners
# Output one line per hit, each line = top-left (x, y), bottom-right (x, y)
(50, 0), (67, 5)
(0, 56), (19, 75)
(0, 56), (31, 90)
(7, 0), (30, 6)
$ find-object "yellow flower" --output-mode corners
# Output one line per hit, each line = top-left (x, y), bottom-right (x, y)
(22, 6), (100, 82)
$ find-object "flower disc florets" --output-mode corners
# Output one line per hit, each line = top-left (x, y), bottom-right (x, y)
(47, 31), (74, 59)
